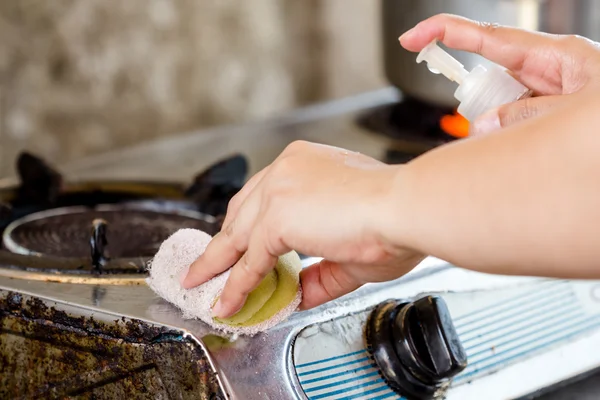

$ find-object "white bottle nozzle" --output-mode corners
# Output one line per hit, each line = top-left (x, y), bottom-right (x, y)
(414, 39), (532, 123)
(416, 40), (469, 85)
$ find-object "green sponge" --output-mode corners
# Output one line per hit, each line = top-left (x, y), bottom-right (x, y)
(214, 251), (302, 327)
(213, 269), (278, 325)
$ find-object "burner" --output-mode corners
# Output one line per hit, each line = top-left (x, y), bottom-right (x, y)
(3, 206), (215, 261)
(356, 96), (464, 164)
(0, 151), (248, 277)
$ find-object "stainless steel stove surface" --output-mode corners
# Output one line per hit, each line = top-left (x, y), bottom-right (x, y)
(1, 88), (600, 399)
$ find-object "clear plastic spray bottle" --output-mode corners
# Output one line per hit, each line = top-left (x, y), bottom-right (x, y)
(416, 40), (532, 122)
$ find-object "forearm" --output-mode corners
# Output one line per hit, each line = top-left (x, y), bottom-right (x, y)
(388, 92), (600, 278)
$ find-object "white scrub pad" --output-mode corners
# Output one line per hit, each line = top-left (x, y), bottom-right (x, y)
(146, 228), (303, 336)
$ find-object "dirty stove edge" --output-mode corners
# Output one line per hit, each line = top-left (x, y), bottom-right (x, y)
(2, 257), (600, 399)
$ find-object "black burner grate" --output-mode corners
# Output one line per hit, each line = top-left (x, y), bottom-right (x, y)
(0, 151), (247, 274)
(3, 207), (215, 259)
(356, 97), (457, 151)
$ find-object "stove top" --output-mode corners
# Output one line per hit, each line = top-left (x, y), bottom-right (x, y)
(0, 151), (248, 278)
(1, 88), (599, 400)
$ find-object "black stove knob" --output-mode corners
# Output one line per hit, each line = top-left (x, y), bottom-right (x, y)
(366, 295), (467, 400)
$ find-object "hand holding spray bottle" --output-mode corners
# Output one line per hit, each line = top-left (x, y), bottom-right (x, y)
(416, 40), (532, 123)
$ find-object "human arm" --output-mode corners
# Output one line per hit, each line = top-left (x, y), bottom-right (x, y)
(388, 90), (600, 279)
(388, 13), (600, 277)
(183, 96), (600, 319)
(181, 14), (600, 318)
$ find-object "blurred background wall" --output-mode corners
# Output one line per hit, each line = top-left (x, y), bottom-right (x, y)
(0, 0), (386, 177)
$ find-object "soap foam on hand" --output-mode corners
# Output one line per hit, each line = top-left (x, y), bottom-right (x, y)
(146, 228), (303, 336)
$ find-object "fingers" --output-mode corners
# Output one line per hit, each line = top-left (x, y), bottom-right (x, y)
(181, 231), (241, 288)
(184, 170), (292, 319)
(399, 14), (564, 94)
(399, 13), (550, 68)
(182, 183), (264, 289)
(220, 166), (269, 230)
(212, 225), (286, 318)
(471, 95), (563, 135)
(298, 259), (363, 310)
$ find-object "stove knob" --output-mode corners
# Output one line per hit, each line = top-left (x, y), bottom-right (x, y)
(366, 295), (467, 400)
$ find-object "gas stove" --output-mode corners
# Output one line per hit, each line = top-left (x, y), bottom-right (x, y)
(1, 88), (599, 400)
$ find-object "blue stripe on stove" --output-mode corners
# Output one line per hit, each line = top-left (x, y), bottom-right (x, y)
(307, 376), (385, 399)
(296, 350), (367, 369)
(452, 280), (565, 326)
(459, 295), (579, 350)
(297, 356), (371, 377)
(304, 371), (380, 394)
(456, 285), (573, 336)
(295, 280), (600, 399)
(371, 393), (402, 400)
(300, 364), (377, 385)
(335, 384), (399, 400)
(455, 314), (600, 383)
(465, 310), (587, 362)
(462, 303), (581, 351)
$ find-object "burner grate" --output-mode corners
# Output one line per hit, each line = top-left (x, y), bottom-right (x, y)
(356, 97), (457, 150)
(0, 151), (245, 278)
(3, 206), (216, 260)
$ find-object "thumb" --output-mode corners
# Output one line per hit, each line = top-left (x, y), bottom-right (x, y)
(471, 95), (563, 136)
(298, 259), (363, 310)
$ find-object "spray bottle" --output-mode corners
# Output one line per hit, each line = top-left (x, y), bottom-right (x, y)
(416, 40), (532, 123)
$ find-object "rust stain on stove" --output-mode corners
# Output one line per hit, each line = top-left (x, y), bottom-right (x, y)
(0, 291), (225, 399)
(0, 268), (147, 285)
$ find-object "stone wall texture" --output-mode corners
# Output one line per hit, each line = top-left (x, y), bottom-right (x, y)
(0, 0), (386, 177)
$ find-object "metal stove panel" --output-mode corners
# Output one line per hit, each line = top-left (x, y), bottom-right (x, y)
(293, 280), (600, 400)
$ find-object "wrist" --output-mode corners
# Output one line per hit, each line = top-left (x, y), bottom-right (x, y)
(376, 164), (421, 255)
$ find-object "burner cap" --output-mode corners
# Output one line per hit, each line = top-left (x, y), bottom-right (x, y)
(3, 205), (216, 260)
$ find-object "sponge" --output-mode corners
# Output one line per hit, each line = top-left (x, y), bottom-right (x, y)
(146, 228), (303, 336)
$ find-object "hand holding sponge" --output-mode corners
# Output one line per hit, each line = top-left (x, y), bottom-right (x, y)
(146, 228), (303, 336)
